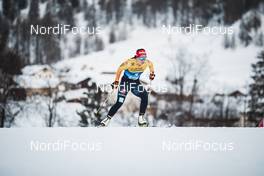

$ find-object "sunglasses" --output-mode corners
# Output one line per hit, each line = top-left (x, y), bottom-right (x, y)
(138, 55), (146, 61)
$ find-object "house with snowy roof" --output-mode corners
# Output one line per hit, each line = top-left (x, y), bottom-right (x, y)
(12, 65), (60, 98)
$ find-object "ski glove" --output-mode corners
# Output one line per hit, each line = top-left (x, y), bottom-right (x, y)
(149, 73), (155, 80)
(111, 81), (119, 89)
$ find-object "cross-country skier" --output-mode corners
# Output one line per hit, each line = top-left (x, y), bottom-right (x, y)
(100, 48), (155, 127)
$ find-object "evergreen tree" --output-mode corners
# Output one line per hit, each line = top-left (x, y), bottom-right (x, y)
(2, 0), (16, 21)
(17, 0), (28, 10)
(28, 0), (40, 64)
(109, 28), (116, 43)
(239, 11), (261, 46)
(84, 3), (96, 27)
(0, 14), (9, 52)
(19, 19), (31, 64)
(40, 12), (61, 63)
(248, 50), (264, 123)
(76, 83), (105, 127)
(114, 0), (125, 24)
(69, 0), (80, 9)
(255, 32), (264, 47)
(28, 0), (39, 23)
(239, 20), (252, 47)
(58, 0), (74, 26)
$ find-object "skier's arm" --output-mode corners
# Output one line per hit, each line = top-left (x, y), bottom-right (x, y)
(114, 61), (129, 82)
(148, 60), (155, 80)
(148, 60), (154, 74)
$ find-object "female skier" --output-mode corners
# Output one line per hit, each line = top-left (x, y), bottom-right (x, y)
(100, 48), (155, 127)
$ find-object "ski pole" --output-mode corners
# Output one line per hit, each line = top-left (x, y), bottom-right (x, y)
(147, 80), (152, 108)
(148, 80), (152, 94)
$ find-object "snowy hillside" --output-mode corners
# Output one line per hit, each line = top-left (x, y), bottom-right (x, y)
(1, 1), (264, 127)
(7, 11), (264, 127)
(55, 21), (263, 94)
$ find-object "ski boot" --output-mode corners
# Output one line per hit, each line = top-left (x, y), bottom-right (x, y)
(138, 115), (148, 127)
(99, 116), (111, 127)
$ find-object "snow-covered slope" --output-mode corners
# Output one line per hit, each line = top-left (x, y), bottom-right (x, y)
(9, 11), (264, 127)
(54, 24), (262, 94)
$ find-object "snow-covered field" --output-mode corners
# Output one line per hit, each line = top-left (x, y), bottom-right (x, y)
(0, 128), (263, 176)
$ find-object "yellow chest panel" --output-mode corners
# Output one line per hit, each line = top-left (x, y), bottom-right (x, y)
(127, 60), (148, 72)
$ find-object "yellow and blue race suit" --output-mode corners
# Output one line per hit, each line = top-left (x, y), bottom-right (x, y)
(108, 57), (155, 117)
(114, 57), (154, 81)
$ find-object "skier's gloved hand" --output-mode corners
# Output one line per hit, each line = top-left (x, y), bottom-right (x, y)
(149, 73), (155, 80)
(111, 81), (119, 89)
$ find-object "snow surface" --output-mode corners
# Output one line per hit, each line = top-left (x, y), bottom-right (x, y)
(0, 128), (263, 176)
(63, 88), (88, 101)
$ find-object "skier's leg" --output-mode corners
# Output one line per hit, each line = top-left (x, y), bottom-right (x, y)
(107, 81), (128, 117)
(100, 84), (128, 126)
(100, 115), (111, 126)
(131, 83), (148, 126)
(107, 94), (126, 117)
(139, 90), (148, 115)
(131, 83), (148, 115)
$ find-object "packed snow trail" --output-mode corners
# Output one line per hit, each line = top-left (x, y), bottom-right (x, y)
(0, 128), (263, 176)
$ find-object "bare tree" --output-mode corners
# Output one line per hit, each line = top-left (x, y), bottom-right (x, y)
(0, 53), (23, 127)
(162, 46), (210, 125)
(77, 85), (108, 127)
(1, 101), (24, 127)
(167, 47), (193, 96)
(0, 70), (13, 127)
(45, 82), (58, 127)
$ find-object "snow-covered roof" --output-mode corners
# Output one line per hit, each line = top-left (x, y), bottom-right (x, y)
(21, 65), (53, 76)
(14, 75), (60, 89)
(14, 65), (60, 88)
